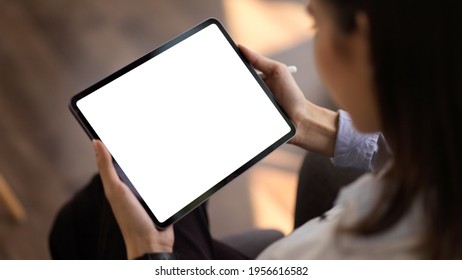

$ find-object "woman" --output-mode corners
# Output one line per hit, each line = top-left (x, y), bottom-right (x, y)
(55, 0), (462, 259)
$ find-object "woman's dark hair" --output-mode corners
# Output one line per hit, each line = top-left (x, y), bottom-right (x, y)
(323, 0), (462, 259)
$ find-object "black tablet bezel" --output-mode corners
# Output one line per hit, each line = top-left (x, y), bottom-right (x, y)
(69, 18), (296, 229)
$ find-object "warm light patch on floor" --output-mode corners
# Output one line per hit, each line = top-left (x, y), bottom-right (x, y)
(249, 149), (304, 235)
(222, 0), (315, 56)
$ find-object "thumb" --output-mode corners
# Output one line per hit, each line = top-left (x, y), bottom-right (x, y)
(239, 44), (280, 74)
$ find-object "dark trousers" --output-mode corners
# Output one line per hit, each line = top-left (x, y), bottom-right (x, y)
(49, 153), (363, 259)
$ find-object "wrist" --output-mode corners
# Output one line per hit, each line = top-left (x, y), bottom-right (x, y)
(293, 101), (338, 157)
(134, 252), (178, 260)
(125, 236), (173, 260)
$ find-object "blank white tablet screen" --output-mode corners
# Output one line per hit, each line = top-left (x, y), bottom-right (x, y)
(76, 23), (291, 223)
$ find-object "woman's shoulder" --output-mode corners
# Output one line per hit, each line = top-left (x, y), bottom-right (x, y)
(258, 172), (423, 259)
(335, 173), (384, 224)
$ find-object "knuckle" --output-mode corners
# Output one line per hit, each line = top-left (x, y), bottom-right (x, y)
(271, 62), (288, 76)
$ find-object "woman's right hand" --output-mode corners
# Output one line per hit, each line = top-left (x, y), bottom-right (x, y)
(239, 45), (308, 146)
(239, 45), (339, 156)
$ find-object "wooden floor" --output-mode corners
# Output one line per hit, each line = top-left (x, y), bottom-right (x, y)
(0, 0), (333, 259)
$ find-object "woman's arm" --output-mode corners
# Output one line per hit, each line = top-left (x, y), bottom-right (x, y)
(240, 46), (386, 170)
(239, 45), (338, 157)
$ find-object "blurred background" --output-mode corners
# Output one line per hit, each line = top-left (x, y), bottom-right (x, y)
(0, 0), (333, 259)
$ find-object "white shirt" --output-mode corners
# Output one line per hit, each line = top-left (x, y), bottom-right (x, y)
(257, 111), (423, 259)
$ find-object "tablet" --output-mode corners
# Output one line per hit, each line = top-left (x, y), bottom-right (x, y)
(70, 18), (296, 228)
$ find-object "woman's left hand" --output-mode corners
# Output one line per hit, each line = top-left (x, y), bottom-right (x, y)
(93, 140), (174, 259)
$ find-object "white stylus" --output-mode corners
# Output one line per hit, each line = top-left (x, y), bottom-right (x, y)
(255, 65), (298, 79)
